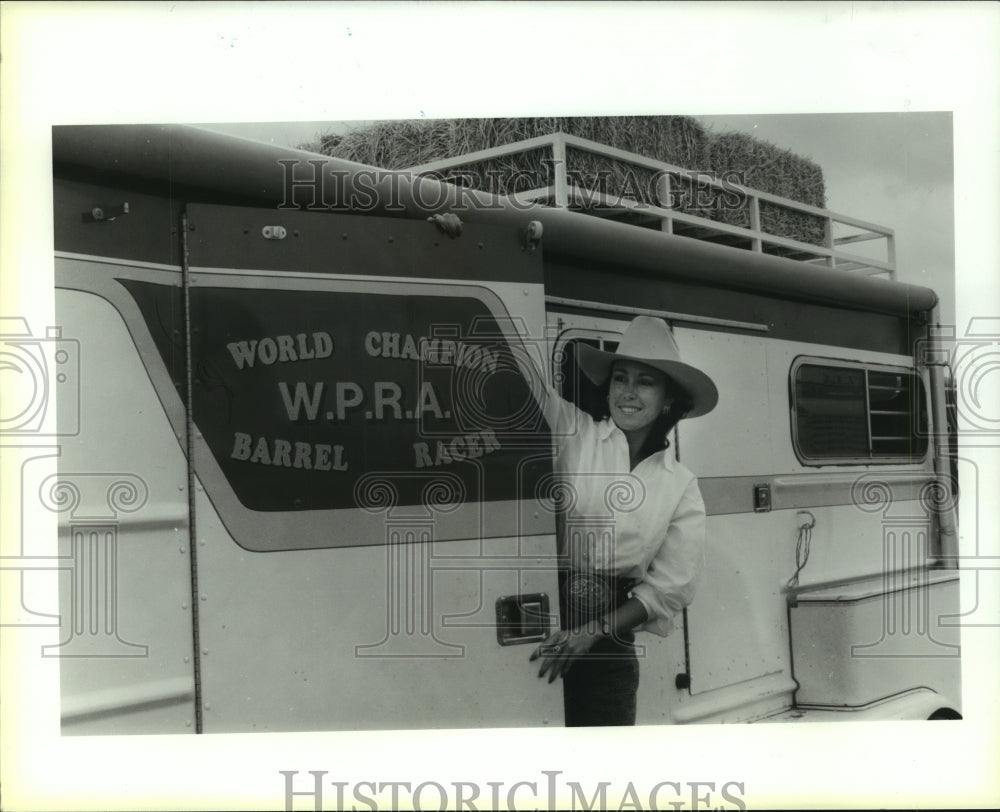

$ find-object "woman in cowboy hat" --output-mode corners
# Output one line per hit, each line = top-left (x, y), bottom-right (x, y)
(529, 315), (718, 726)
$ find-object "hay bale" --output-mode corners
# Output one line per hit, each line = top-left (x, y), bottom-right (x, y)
(705, 131), (827, 246)
(303, 117), (826, 245)
(312, 116), (708, 169)
(307, 116), (709, 199)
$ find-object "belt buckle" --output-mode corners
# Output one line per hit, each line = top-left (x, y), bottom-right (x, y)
(566, 572), (613, 617)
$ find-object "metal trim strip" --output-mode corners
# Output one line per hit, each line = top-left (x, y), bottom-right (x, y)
(55, 250), (182, 272)
(61, 676), (195, 724)
(545, 295), (770, 333)
(699, 471), (936, 516)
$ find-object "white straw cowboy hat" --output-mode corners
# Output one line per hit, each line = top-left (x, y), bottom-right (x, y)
(577, 316), (719, 418)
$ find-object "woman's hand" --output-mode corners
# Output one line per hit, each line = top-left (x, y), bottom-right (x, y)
(529, 627), (601, 683)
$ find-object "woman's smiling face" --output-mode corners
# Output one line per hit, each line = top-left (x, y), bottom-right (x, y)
(607, 360), (671, 433)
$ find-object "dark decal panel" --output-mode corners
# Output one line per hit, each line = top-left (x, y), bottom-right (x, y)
(126, 280), (550, 514)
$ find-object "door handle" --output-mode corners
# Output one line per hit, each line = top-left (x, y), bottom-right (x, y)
(495, 593), (551, 646)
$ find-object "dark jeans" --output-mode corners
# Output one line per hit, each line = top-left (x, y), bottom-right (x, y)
(560, 570), (640, 727)
(563, 634), (639, 726)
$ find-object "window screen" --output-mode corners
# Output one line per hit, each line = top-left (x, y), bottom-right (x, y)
(793, 361), (928, 463)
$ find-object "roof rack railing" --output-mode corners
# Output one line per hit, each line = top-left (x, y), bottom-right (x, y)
(404, 132), (896, 281)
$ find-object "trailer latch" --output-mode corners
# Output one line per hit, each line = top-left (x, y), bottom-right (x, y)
(261, 225), (287, 240)
(753, 482), (772, 512)
(83, 202), (129, 223)
(496, 593), (551, 645)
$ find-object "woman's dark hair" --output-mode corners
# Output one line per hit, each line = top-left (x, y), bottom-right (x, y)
(590, 371), (693, 463)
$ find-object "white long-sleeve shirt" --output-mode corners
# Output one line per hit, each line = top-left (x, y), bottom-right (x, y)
(543, 386), (706, 637)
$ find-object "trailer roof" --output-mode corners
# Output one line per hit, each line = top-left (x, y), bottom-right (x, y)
(52, 124), (938, 317)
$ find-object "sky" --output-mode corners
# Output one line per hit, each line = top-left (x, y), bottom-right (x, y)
(700, 113), (955, 321)
(203, 113), (957, 323)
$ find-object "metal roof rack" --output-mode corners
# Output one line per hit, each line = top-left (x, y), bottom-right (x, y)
(405, 132), (896, 281)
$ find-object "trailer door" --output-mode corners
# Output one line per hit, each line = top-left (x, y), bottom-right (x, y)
(544, 308), (691, 725)
(155, 204), (560, 732)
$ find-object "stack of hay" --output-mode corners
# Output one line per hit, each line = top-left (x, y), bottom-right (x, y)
(305, 116), (826, 247)
(706, 131), (826, 245)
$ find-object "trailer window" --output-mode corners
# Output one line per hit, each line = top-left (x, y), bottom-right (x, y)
(792, 360), (928, 463)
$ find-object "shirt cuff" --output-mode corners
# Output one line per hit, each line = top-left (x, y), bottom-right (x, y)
(630, 582), (677, 638)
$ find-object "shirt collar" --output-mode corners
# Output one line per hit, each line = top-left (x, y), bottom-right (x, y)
(596, 417), (619, 442)
(598, 419), (677, 471)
